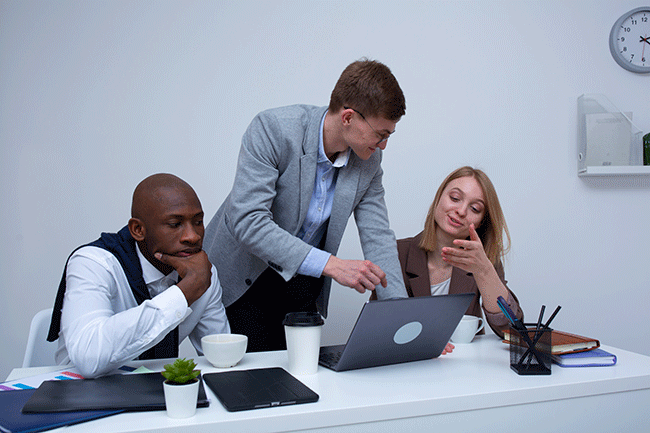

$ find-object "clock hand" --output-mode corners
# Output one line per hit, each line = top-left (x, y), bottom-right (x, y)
(640, 35), (650, 45)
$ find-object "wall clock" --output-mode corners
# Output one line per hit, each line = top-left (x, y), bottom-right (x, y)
(609, 6), (650, 73)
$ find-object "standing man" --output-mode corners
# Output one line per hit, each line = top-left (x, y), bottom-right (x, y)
(203, 59), (408, 351)
(48, 174), (230, 378)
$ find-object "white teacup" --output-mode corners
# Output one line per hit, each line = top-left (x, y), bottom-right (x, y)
(201, 334), (248, 368)
(450, 315), (484, 344)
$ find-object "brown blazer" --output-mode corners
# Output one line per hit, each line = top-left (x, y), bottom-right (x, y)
(373, 232), (524, 338)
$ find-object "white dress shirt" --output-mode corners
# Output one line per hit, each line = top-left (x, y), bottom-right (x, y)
(56, 244), (230, 378)
(297, 111), (350, 277)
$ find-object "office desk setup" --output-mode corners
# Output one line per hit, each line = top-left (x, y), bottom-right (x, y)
(5, 335), (650, 433)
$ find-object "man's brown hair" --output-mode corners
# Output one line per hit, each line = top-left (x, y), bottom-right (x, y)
(329, 58), (405, 121)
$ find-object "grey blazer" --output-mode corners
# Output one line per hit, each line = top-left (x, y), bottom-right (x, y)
(203, 105), (407, 317)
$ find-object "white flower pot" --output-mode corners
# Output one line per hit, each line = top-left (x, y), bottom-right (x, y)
(163, 379), (199, 418)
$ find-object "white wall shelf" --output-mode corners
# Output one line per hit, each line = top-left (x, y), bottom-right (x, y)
(577, 94), (646, 177)
(578, 165), (650, 177)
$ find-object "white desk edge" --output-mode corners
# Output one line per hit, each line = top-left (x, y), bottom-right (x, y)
(5, 335), (650, 433)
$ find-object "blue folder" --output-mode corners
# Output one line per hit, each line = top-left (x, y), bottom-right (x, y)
(551, 348), (617, 367)
(0, 388), (121, 433)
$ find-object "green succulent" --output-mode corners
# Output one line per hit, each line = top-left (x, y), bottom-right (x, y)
(161, 358), (200, 385)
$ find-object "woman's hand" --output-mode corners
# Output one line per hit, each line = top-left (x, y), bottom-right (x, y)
(442, 223), (511, 315)
(441, 342), (455, 355)
(440, 223), (492, 276)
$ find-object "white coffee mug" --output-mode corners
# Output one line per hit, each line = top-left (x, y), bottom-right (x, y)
(450, 315), (484, 344)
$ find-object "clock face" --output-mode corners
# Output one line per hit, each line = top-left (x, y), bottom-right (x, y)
(609, 7), (650, 73)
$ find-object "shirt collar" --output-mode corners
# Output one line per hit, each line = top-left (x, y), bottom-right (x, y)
(318, 110), (350, 168)
(136, 244), (178, 285)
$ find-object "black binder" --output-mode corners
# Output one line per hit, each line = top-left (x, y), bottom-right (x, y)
(21, 372), (209, 413)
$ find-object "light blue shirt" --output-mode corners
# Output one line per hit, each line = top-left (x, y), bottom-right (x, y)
(296, 112), (350, 277)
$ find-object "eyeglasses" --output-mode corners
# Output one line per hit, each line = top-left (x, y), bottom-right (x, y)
(344, 106), (394, 145)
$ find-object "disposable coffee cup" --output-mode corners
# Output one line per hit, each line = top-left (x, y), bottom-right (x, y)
(283, 312), (324, 375)
(450, 315), (484, 344)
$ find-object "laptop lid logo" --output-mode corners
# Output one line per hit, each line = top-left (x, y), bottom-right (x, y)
(393, 321), (423, 345)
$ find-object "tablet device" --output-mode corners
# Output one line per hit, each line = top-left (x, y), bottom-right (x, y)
(202, 367), (319, 412)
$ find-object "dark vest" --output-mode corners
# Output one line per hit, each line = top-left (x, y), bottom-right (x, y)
(47, 226), (178, 359)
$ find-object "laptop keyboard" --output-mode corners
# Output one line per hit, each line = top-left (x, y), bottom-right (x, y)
(319, 350), (342, 367)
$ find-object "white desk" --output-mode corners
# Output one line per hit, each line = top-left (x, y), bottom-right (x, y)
(6, 335), (650, 433)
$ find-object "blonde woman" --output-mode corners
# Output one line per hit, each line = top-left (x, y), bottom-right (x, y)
(377, 166), (523, 339)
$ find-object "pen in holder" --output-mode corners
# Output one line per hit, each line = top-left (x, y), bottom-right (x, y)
(508, 324), (552, 375)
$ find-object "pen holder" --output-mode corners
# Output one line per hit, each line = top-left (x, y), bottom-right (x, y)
(508, 324), (552, 375)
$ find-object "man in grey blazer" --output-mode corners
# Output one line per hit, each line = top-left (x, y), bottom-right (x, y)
(203, 59), (408, 351)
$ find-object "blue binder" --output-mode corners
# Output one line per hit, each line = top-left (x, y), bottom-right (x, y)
(0, 388), (120, 433)
(551, 348), (617, 367)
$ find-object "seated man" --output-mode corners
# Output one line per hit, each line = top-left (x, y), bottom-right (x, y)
(47, 173), (230, 378)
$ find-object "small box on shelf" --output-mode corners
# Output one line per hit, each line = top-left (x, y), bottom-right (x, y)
(577, 94), (647, 177)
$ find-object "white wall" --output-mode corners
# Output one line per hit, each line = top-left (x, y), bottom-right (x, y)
(1, 0), (649, 380)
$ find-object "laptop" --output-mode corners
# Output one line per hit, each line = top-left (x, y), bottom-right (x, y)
(319, 293), (475, 372)
(202, 367), (319, 412)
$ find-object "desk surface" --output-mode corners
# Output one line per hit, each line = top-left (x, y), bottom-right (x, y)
(6, 335), (650, 433)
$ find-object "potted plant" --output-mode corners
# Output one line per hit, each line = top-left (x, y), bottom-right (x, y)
(161, 358), (201, 418)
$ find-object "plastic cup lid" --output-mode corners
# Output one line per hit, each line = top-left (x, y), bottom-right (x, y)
(282, 311), (324, 326)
